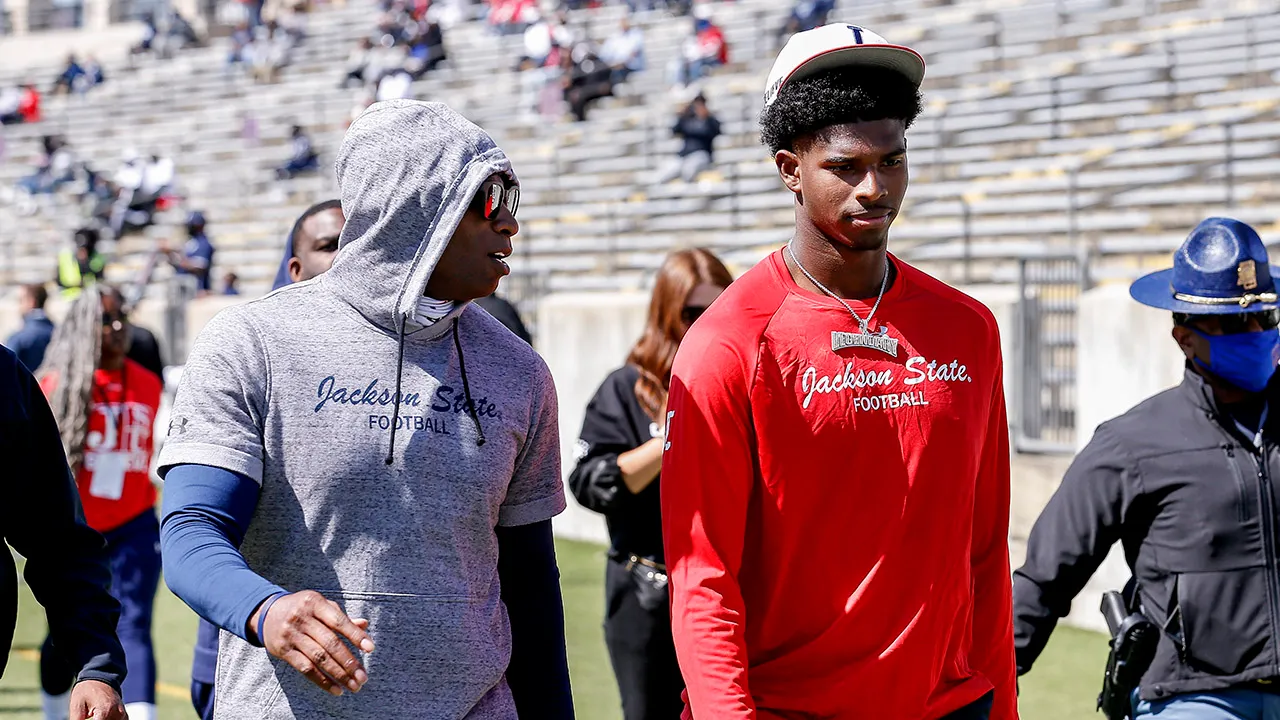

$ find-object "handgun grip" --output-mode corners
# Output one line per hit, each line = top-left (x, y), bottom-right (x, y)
(1100, 591), (1128, 637)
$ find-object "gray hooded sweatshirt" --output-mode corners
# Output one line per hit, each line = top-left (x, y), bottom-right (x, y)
(158, 100), (566, 719)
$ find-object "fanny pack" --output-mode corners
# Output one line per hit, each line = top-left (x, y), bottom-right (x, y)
(625, 554), (669, 611)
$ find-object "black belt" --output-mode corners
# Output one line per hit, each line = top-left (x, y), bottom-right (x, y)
(608, 552), (666, 572)
(1241, 678), (1280, 694)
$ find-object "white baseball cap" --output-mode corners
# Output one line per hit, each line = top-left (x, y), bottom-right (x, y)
(764, 24), (925, 108)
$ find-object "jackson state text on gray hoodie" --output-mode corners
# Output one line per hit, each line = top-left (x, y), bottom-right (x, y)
(157, 100), (566, 720)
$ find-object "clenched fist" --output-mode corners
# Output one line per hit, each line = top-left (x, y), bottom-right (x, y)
(70, 679), (126, 720)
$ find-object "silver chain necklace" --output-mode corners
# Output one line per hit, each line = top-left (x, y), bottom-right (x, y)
(786, 241), (899, 356)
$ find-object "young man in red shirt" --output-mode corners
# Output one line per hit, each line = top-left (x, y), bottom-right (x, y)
(661, 24), (1017, 720)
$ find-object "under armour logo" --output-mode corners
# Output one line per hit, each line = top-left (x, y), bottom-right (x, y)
(169, 417), (189, 436)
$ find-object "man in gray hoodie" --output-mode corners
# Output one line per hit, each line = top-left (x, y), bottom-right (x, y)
(157, 100), (573, 719)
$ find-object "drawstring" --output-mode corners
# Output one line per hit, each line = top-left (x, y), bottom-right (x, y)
(453, 317), (486, 447)
(385, 320), (408, 465)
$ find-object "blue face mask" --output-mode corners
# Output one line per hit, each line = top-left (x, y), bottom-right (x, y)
(1193, 328), (1280, 393)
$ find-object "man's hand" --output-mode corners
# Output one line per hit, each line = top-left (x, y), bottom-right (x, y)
(70, 679), (126, 720)
(250, 590), (376, 697)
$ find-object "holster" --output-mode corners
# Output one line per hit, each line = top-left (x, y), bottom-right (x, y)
(1097, 585), (1159, 720)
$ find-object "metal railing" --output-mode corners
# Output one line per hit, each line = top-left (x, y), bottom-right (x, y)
(1013, 251), (1090, 454)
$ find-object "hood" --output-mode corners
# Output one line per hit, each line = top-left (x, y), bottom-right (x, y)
(326, 100), (514, 337)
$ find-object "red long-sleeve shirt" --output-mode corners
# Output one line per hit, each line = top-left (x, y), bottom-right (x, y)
(661, 249), (1016, 720)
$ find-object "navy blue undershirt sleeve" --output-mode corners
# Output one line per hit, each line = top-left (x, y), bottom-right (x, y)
(160, 463), (284, 645)
(496, 519), (574, 719)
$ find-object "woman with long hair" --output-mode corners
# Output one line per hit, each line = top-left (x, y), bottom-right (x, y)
(36, 285), (163, 720)
(568, 247), (733, 720)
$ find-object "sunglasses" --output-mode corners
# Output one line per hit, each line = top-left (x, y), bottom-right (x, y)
(102, 312), (128, 330)
(681, 306), (708, 325)
(473, 182), (520, 220)
(1192, 309), (1280, 334)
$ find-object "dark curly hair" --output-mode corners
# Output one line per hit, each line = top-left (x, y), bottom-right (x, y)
(759, 66), (923, 154)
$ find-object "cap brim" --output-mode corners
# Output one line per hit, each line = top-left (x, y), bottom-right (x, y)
(770, 44), (925, 106)
(1129, 267), (1280, 313)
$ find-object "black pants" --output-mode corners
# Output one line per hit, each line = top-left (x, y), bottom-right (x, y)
(944, 691), (994, 720)
(604, 558), (685, 720)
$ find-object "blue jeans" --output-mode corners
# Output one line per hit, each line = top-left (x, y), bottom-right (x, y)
(1133, 689), (1280, 719)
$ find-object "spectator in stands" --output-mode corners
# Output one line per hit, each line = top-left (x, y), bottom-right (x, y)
(0, 86), (22, 124)
(35, 285), (163, 720)
(276, 124), (320, 178)
(656, 94), (720, 183)
(17, 135), (75, 197)
(159, 211), (216, 296)
(376, 62), (413, 100)
(2, 346), (129, 720)
(226, 21), (253, 76)
(51, 54), (86, 95)
(222, 272), (242, 296)
(132, 14), (160, 55)
(109, 151), (174, 237)
(627, 0), (690, 13)
(247, 20), (293, 83)
(56, 228), (107, 299)
(137, 7), (200, 58)
(673, 6), (727, 89)
(569, 248), (731, 720)
(83, 55), (105, 86)
(406, 18), (447, 77)
(375, 9), (410, 45)
(0, 84), (39, 124)
(341, 36), (375, 87)
(776, 0), (834, 45)
(489, 0), (536, 35)
(562, 45), (615, 123)
(7, 283), (55, 372)
(277, 0), (308, 45)
(599, 16), (646, 84)
(18, 83), (41, 123)
(519, 8), (572, 69)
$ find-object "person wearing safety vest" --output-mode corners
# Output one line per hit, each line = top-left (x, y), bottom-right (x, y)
(56, 227), (107, 299)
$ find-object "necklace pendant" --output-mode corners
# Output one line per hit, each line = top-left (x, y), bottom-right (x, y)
(832, 329), (899, 356)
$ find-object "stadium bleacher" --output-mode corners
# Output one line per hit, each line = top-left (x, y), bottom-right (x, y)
(2, 0), (1280, 306)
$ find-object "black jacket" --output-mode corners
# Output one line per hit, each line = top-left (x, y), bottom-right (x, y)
(0, 344), (127, 688)
(1014, 367), (1280, 700)
(567, 365), (665, 561)
(673, 112), (721, 159)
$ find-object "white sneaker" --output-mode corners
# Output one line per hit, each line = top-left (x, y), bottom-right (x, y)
(125, 701), (157, 720)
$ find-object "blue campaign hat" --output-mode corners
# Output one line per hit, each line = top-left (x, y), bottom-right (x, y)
(1129, 217), (1280, 314)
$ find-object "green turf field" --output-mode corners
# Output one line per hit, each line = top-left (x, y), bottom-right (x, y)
(0, 538), (1108, 719)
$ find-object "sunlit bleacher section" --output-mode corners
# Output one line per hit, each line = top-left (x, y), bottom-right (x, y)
(4, 0), (1280, 304)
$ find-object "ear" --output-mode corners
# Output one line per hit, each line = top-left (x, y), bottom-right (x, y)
(1171, 325), (1198, 361)
(775, 149), (803, 196)
(288, 257), (303, 283)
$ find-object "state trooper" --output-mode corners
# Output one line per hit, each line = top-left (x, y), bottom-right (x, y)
(1014, 217), (1280, 719)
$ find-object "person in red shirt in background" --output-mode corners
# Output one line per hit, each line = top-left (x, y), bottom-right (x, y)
(674, 6), (727, 88)
(660, 23), (1017, 720)
(19, 84), (42, 123)
(36, 285), (163, 720)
